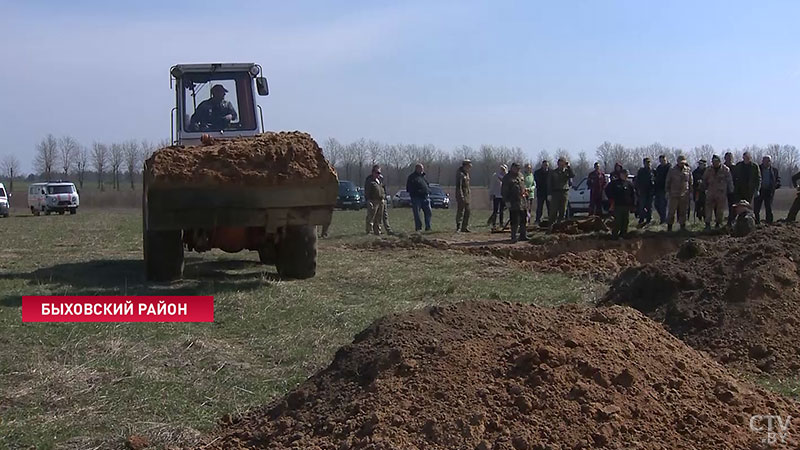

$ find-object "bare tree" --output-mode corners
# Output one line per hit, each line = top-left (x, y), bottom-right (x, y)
(575, 151), (591, 178)
(110, 143), (124, 190)
(92, 142), (108, 191)
(366, 139), (383, 165)
(75, 145), (88, 189)
(322, 137), (343, 170)
(1, 155), (20, 191)
(59, 135), (79, 178)
(123, 140), (140, 189)
(348, 139), (368, 182)
(536, 149), (551, 166)
(35, 134), (58, 181)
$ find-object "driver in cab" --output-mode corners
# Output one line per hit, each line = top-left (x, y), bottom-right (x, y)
(189, 84), (238, 131)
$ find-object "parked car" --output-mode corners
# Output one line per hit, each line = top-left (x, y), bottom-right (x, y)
(392, 189), (412, 208)
(567, 174), (634, 217)
(429, 184), (450, 209)
(28, 181), (80, 216)
(336, 180), (363, 210)
(0, 183), (9, 217)
(357, 187), (367, 209)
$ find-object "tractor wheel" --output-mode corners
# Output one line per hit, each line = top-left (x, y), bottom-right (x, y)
(144, 229), (184, 281)
(275, 225), (317, 279)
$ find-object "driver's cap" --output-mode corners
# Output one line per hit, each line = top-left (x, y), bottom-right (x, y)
(211, 84), (228, 93)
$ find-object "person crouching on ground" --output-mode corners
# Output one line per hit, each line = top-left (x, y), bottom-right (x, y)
(502, 162), (529, 243)
(731, 200), (756, 237)
(605, 168), (636, 239)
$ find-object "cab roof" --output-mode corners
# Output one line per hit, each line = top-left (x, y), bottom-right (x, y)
(171, 63), (257, 78)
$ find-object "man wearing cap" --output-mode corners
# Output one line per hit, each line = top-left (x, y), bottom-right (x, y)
(548, 157), (575, 227)
(731, 200), (756, 237)
(665, 155), (693, 232)
(487, 164), (507, 230)
(702, 155), (733, 230)
(587, 162), (607, 216)
(455, 159), (472, 232)
(501, 162), (529, 242)
(692, 159), (707, 223)
(189, 84), (238, 131)
(754, 155), (780, 225)
(364, 164), (386, 235)
(605, 168), (636, 239)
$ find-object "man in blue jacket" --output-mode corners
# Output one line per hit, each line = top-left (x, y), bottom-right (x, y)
(406, 163), (432, 231)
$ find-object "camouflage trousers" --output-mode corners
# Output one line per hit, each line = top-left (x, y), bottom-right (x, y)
(366, 200), (385, 235)
(705, 193), (726, 225)
(668, 195), (690, 226)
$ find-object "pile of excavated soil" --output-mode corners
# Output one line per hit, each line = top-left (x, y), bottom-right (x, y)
(194, 302), (798, 449)
(146, 131), (337, 186)
(550, 216), (611, 235)
(603, 224), (800, 375)
(522, 249), (638, 281)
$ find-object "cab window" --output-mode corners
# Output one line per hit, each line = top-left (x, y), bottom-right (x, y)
(182, 72), (256, 132)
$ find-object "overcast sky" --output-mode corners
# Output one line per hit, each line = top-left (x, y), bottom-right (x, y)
(3, 0), (800, 171)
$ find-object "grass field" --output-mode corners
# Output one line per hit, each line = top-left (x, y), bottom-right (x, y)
(0, 206), (601, 450)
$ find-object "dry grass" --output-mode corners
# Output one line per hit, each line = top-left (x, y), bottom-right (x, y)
(0, 207), (599, 449)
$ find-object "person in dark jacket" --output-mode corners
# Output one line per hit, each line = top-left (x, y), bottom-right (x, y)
(189, 84), (238, 131)
(406, 163), (432, 231)
(455, 159), (472, 232)
(753, 155), (780, 224)
(654, 154), (671, 224)
(605, 168), (636, 239)
(692, 159), (707, 223)
(533, 160), (550, 224)
(786, 170), (800, 222)
(724, 151), (736, 226)
(733, 152), (761, 205)
(635, 158), (655, 226)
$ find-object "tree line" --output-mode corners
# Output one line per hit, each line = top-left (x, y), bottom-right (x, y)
(323, 138), (800, 188)
(4, 136), (799, 193)
(0, 134), (170, 192)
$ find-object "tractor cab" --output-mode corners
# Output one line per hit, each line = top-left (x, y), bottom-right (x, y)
(170, 63), (269, 146)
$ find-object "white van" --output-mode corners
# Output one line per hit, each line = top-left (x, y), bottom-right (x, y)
(0, 183), (9, 217)
(28, 181), (80, 215)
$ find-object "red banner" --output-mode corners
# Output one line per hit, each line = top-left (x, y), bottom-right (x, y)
(22, 296), (214, 322)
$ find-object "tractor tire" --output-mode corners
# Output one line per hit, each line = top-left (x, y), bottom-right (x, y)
(144, 229), (184, 282)
(275, 225), (317, 279)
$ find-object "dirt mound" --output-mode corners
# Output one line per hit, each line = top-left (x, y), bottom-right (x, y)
(146, 131), (337, 186)
(550, 216), (611, 235)
(522, 249), (638, 281)
(194, 302), (798, 449)
(603, 224), (800, 375)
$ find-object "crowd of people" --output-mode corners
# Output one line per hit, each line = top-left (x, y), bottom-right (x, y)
(350, 152), (800, 242)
